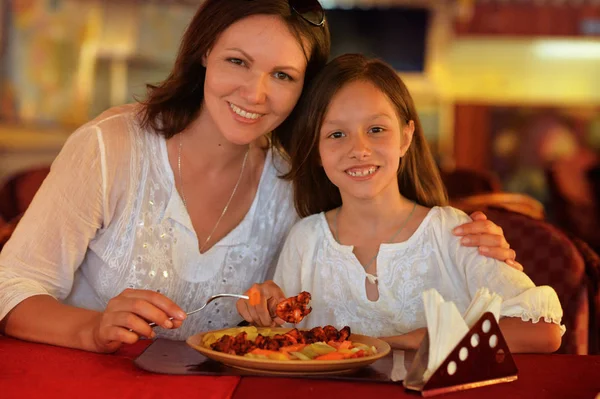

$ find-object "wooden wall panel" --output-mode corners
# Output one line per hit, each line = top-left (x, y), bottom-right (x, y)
(455, 3), (600, 37)
(453, 104), (491, 171)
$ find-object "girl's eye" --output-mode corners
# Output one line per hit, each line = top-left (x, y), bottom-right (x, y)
(369, 126), (384, 134)
(227, 58), (246, 67)
(329, 131), (345, 139)
(273, 71), (293, 81)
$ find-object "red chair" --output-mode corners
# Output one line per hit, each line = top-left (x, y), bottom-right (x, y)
(471, 207), (592, 354)
(0, 166), (50, 251)
(0, 166), (51, 222)
(440, 168), (502, 200)
(451, 192), (545, 220)
(567, 234), (600, 355)
(546, 165), (600, 255)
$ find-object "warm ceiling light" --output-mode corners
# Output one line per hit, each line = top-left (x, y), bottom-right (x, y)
(533, 40), (600, 59)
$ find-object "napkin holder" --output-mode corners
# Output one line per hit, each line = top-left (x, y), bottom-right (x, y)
(403, 312), (518, 397)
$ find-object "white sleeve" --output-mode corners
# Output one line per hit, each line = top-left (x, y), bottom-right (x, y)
(0, 125), (107, 321)
(272, 221), (306, 298)
(443, 208), (565, 334)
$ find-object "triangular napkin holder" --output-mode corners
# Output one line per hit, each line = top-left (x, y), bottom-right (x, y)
(403, 312), (518, 397)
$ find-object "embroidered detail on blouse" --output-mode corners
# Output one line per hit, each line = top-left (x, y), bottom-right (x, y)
(274, 207), (565, 338)
(0, 105), (299, 339)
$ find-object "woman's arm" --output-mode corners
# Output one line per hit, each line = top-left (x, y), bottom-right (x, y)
(448, 209), (564, 353)
(0, 126), (104, 343)
(0, 295), (102, 351)
(0, 126), (186, 352)
(379, 318), (562, 353)
(1, 291), (186, 353)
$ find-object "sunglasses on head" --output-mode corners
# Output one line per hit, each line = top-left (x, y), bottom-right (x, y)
(247, 0), (325, 27)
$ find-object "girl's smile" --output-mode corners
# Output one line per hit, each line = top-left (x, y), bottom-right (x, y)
(345, 165), (380, 179)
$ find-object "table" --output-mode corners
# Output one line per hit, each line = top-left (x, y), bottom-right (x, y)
(1, 336), (599, 399)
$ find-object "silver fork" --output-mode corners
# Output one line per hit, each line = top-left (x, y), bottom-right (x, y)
(148, 293), (249, 328)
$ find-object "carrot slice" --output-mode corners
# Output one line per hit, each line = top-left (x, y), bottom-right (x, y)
(314, 352), (347, 361)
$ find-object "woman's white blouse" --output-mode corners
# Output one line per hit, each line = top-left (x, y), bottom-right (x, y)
(274, 206), (565, 337)
(0, 104), (298, 339)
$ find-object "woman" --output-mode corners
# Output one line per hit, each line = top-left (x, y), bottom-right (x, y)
(0, 0), (519, 353)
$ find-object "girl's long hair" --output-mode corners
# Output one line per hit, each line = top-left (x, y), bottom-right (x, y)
(284, 54), (448, 217)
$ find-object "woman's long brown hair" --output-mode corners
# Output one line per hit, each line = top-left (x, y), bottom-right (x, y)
(284, 54), (448, 218)
(137, 0), (330, 152)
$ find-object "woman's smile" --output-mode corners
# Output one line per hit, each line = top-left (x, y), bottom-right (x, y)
(228, 102), (265, 124)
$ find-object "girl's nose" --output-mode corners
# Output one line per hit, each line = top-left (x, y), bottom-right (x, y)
(349, 134), (372, 159)
(240, 74), (268, 104)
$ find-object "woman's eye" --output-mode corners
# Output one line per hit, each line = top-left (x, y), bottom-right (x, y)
(369, 126), (384, 133)
(227, 58), (246, 66)
(329, 131), (345, 139)
(273, 71), (293, 81)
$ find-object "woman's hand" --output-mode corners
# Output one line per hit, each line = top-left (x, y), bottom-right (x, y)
(90, 289), (187, 353)
(454, 211), (524, 271)
(236, 281), (286, 327)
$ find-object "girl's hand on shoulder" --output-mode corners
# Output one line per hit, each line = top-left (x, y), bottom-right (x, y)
(236, 281), (286, 327)
(90, 289), (186, 353)
(453, 211), (524, 271)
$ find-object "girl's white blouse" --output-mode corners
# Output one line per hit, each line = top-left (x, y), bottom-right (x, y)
(0, 104), (298, 339)
(274, 206), (565, 337)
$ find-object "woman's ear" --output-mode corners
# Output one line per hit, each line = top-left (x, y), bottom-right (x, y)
(399, 120), (415, 157)
(202, 50), (210, 67)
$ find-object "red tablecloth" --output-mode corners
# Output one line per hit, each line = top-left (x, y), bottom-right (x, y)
(234, 355), (600, 399)
(2, 336), (599, 399)
(0, 337), (240, 399)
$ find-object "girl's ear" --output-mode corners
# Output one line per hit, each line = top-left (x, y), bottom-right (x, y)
(399, 120), (415, 157)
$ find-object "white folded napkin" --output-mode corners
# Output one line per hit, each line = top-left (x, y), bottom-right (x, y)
(422, 289), (469, 381)
(392, 287), (503, 383)
(462, 287), (502, 328)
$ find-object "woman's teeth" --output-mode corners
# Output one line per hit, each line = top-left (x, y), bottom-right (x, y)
(230, 103), (262, 120)
(346, 166), (379, 177)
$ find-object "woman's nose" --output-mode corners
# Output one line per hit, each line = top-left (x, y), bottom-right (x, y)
(240, 74), (268, 104)
(349, 134), (371, 159)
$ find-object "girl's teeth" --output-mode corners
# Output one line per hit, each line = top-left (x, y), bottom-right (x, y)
(347, 167), (378, 177)
(230, 103), (261, 120)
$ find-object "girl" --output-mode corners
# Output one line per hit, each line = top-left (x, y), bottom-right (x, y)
(239, 54), (563, 353)
(0, 1), (519, 353)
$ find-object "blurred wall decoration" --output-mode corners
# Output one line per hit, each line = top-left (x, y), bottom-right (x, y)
(490, 106), (600, 208)
(1, 0), (193, 127)
(0, 0), (598, 214)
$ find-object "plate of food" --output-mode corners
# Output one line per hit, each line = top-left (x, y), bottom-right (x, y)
(186, 325), (391, 375)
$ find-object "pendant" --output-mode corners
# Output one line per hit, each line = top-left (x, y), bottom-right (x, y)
(366, 273), (378, 284)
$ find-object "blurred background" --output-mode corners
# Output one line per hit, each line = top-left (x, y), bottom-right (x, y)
(0, 0), (599, 354)
(1, 0), (599, 232)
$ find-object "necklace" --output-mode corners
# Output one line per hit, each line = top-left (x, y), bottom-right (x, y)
(178, 133), (250, 252)
(333, 201), (417, 284)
